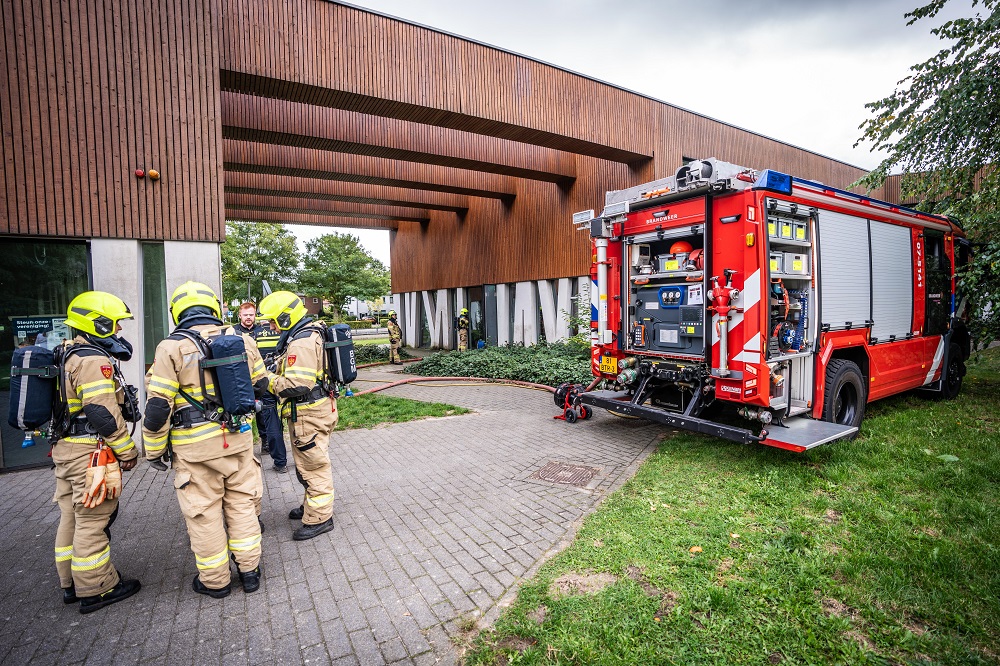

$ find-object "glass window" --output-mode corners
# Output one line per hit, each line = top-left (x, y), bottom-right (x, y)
(0, 240), (90, 470)
(142, 243), (169, 367)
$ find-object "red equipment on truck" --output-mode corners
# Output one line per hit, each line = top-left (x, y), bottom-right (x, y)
(573, 158), (971, 451)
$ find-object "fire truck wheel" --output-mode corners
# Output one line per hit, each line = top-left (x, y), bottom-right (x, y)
(938, 342), (965, 401)
(564, 408), (578, 424)
(822, 359), (866, 435)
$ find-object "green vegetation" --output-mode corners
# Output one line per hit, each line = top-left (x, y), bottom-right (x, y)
(465, 349), (1000, 665)
(335, 393), (468, 430)
(404, 342), (591, 387)
(353, 342), (413, 365)
(857, 0), (1000, 346)
(298, 233), (390, 313)
(221, 221), (300, 303)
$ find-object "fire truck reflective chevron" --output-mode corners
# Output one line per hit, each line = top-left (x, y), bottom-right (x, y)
(576, 157), (970, 452)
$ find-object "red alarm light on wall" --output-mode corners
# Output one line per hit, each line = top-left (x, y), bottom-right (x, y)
(135, 169), (145, 178)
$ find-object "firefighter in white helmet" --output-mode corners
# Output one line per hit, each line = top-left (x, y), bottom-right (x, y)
(257, 291), (337, 540)
(387, 311), (402, 365)
(52, 291), (142, 614)
(143, 281), (267, 598)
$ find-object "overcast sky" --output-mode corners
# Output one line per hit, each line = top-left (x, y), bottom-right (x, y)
(289, 0), (970, 265)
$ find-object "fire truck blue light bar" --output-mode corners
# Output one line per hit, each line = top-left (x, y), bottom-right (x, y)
(755, 170), (793, 195)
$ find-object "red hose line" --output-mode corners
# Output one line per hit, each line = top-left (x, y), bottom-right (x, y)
(353, 375), (556, 396)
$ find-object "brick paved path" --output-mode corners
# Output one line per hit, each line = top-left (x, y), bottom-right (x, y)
(0, 367), (666, 665)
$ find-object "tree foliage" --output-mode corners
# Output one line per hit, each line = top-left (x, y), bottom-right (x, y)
(297, 233), (390, 312)
(856, 0), (1000, 346)
(220, 222), (300, 305)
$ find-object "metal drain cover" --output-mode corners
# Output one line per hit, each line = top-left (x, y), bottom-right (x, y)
(531, 462), (599, 487)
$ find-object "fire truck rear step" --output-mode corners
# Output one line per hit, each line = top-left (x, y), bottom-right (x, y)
(761, 418), (857, 452)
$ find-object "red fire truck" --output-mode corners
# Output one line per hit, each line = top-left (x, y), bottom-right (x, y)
(573, 158), (970, 451)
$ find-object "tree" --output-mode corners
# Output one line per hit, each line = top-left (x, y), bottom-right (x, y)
(297, 233), (390, 312)
(220, 222), (300, 305)
(856, 0), (1000, 346)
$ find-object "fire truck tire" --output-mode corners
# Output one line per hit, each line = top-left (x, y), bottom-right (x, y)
(822, 359), (866, 435)
(564, 408), (578, 424)
(937, 343), (965, 401)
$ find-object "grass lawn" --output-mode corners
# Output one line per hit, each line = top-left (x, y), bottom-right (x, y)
(335, 393), (469, 430)
(355, 336), (390, 346)
(465, 349), (1000, 665)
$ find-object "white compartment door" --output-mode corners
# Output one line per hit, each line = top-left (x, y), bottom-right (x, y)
(869, 221), (914, 341)
(818, 210), (871, 329)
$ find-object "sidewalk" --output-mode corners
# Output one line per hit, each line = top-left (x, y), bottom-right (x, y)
(0, 367), (668, 665)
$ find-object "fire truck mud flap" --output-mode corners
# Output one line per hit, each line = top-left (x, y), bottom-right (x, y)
(760, 418), (857, 452)
(578, 390), (766, 445)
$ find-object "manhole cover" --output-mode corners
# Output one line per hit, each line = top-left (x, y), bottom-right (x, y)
(531, 462), (599, 487)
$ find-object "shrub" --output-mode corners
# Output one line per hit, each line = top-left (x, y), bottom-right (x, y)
(403, 341), (592, 387)
(354, 343), (413, 365)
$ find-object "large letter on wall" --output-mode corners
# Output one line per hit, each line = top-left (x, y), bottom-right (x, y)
(421, 289), (453, 349)
(512, 282), (539, 345)
(496, 284), (511, 346)
(404, 292), (421, 347)
(538, 278), (573, 342)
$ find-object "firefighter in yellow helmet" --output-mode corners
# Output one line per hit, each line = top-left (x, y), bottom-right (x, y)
(142, 281), (268, 598)
(457, 308), (470, 352)
(387, 310), (402, 365)
(257, 291), (337, 540)
(53, 291), (141, 613)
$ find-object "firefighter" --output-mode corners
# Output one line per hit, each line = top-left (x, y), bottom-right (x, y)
(457, 308), (470, 351)
(54, 291), (141, 614)
(387, 311), (402, 365)
(236, 302), (287, 472)
(143, 282), (267, 598)
(257, 291), (337, 540)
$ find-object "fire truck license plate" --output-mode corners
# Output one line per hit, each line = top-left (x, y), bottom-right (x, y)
(599, 356), (618, 374)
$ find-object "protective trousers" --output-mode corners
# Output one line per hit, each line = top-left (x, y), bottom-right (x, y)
(288, 403), (338, 525)
(52, 441), (121, 597)
(174, 446), (261, 590)
(389, 340), (401, 363)
(458, 329), (469, 351)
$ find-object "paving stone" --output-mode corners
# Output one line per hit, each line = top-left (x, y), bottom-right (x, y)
(0, 368), (661, 664)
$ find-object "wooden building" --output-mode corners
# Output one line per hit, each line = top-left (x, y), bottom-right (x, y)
(0, 0), (886, 467)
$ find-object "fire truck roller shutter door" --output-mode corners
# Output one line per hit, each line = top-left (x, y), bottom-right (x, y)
(818, 210), (872, 330)
(869, 221), (914, 343)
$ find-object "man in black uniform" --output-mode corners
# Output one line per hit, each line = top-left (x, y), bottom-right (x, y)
(236, 302), (287, 473)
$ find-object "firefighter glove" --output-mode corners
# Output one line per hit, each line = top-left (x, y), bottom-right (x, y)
(83, 446), (121, 508)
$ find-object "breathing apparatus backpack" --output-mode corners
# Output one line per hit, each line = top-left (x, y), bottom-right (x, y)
(171, 329), (257, 420)
(289, 322), (357, 395)
(8, 345), (58, 430)
(8, 343), (140, 439)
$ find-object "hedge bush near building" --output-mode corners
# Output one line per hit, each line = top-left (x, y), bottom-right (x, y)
(403, 342), (592, 387)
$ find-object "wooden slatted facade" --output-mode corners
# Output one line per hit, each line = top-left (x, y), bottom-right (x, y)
(3, 0), (887, 295)
(1, 0), (224, 241)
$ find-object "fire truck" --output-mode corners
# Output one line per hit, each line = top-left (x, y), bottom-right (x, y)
(572, 158), (970, 451)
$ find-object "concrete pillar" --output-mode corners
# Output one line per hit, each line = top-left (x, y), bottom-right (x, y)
(164, 241), (222, 298)
(89, 240), (145, 406)
(421, 289), (453, 349)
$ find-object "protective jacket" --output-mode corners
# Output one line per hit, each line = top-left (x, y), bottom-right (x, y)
(387, 320), (401, 343)
(143, 323), (267, 462)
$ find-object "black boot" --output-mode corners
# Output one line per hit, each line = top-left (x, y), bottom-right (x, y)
(288, 505), (304, 520)
(258, 517), (266, 534)
(79, 578), (141, 615)
(62, 584), (78, 604)
(239, 565), (262, 593)
(191, 575), (230, 599)
(293, 518), (334, 541)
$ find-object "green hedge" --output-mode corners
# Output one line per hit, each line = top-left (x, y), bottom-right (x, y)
(402, 342), (592, 387)
(354, 342), (413, 365)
